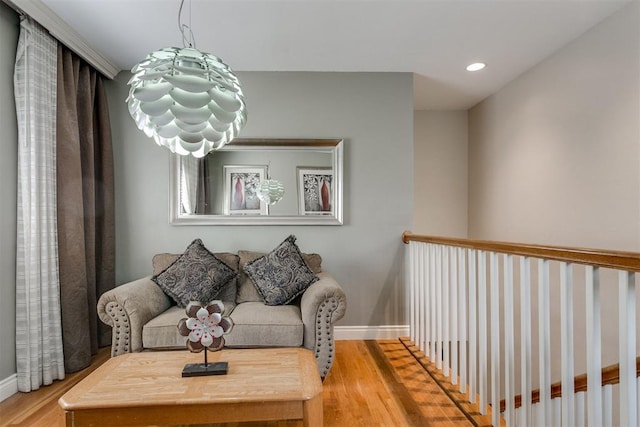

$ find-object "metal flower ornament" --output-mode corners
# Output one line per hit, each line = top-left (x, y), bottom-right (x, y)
(178, 300), (233, 376)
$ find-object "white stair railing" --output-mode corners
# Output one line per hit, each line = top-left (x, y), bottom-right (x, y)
(403, 232), (639, 427)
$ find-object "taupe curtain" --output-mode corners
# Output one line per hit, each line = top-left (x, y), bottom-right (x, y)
(56, 45), (115, 373)
(195, 158), (210, 214)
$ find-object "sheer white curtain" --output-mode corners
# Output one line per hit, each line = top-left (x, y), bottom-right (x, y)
(180, 155), (199, 214)
(14, 17), (65, 392)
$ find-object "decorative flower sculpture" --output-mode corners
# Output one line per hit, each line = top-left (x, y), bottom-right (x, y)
(178, 300), (233, 352)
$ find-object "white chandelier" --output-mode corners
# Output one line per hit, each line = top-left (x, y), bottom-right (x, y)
(126, 1), (247, 158)
(256, 179), (285, 205)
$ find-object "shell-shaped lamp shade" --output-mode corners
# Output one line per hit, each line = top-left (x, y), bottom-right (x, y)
(256, 179), (285, 205)
(127, 47), (247, 158)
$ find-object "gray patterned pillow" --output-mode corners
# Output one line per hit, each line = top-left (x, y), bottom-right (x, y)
(244, 235), (319, 306)
(152, 239), (237, 307)
(237, 251), (322, 303)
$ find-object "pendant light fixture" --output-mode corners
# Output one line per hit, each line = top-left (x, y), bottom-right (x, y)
(256, 179), (285, 205)
(126, 0), (247, 158)
(256, 163), (285, 205)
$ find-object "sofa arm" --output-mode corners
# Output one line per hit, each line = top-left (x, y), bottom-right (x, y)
(97, 276), (172, 356)
(300, 272), (347, 378)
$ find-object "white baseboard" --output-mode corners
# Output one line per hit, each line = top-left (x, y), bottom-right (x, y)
(334, 325), (409, 340)
(0, 374), (18, 403)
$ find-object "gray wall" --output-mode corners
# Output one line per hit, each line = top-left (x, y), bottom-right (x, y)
(413, 110), (468, 237)
(0, 2), (19, 382)
(105, 71), (414, 327)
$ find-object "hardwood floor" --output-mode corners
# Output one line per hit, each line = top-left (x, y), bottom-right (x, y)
(0, 349), (111, 426)
(0, 340), (479, 427)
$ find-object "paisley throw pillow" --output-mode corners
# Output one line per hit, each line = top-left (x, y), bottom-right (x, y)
(152, 239), (237, 307)
(243, 235), (319, 306)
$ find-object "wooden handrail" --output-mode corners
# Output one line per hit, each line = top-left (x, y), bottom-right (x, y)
(500, 357), (640, 413)
(402, 231), (640, 273)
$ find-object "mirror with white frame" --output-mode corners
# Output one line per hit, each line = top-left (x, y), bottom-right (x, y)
(169, 138), (343, 225)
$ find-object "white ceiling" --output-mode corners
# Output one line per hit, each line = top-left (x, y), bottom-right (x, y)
(30, 0), (630, 110)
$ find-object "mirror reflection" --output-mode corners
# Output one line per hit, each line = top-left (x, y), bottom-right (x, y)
(170, 138), (343, 225)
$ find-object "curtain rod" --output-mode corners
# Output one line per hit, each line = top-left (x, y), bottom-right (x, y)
(2, 0), (119, 79)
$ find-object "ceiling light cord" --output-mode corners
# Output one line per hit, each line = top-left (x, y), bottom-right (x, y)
(178, 0), (195, 49)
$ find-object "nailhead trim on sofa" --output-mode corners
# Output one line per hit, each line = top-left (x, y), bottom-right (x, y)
(104, 301), (131, 356)
(315, 296), (341, 379)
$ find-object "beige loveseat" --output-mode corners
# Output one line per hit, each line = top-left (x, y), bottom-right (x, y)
(97, 245), (347, 378)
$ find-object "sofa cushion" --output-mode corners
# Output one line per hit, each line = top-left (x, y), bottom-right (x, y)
(143, 303), (236, 349)
(237, 251), (265, 303)
(142, 302), (302, 349)
(243, 235), (319, 306)
(224, 302), (303, 348)
(153, 252), (239, 304)
(302, 253), (323, 274)
(237, 251), (322, 303)
(143, 306), (190, 349)
(152, 253), (180, 275)
(152, 239), (237, 307)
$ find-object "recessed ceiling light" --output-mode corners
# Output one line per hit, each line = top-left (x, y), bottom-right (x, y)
(466, 62), (486, 72)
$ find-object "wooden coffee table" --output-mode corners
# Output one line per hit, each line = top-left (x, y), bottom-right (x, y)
(58, 348), (322, 426)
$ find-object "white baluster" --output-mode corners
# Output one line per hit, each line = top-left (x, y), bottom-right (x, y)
(520, 257), (532, 427)
(538, 259), (551, 426)
(408, 242), (413, 342)
(490, 252), (500, 427)
(458, 247), (467, 395)
(451, 247), (458, 385)
(408, 241), (418, 343)
(469, 249), (477, 404)
(552, 397), (562, 426)
(414, 242), (421, 348)
(436, 245), (443, 370)
(585, 266), (602, 426)
(420, 244), (433, 354)
(504, 254), (515, 426)
(561, 262), (575, 427)
(430, 244), (436, 361)
(603, 384), (613, 427)
(618, 270), (637, 427)
(575, 391), (585, 427)
(637, 378), (640, 424)
(443, 246), (450, 377)
(420, 243), (427, 352)
(478, 250), (488, 413)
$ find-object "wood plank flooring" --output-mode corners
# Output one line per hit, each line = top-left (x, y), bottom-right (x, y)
(0, 340), (479, 427)
(0, 349), (111, 426)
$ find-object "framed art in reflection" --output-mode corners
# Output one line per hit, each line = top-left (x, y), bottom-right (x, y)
(297, 167), (333, 215)
(223, 165), (268, 215)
